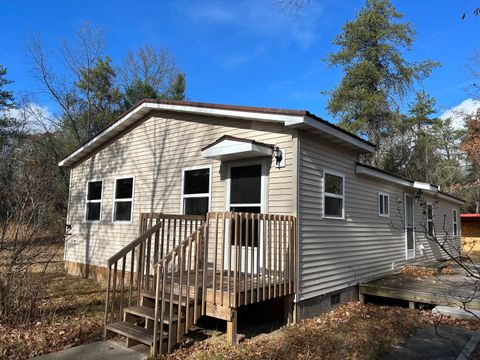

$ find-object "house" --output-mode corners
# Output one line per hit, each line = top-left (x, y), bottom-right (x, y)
(58, 99), (463, 355)
(461, 214), (480, 253)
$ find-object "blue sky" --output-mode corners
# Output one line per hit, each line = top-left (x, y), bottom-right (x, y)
(2, 0), (480, 122)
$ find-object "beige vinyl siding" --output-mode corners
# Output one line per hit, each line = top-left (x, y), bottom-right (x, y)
(65, 111), (295, 268)
(298, 131), (461, 301)
(412, 193), (462, 259)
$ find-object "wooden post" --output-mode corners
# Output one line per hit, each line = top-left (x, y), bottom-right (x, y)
(284, 295), (294, 324)
(359, 293), (365, 304)
(126, 337), (141, 348)
(227, 309), (238, 345)
(292, 301), (299, 324)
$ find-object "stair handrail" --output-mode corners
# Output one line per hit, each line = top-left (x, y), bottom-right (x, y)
(152, 220), (209, 355)
(107, 221), (163, 266)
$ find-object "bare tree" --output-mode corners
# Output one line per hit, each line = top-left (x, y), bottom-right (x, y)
(274, 0), (310, 12)
(26, 23), (123, 145)
(0, 107), (63, 325)
(396, 191), (480, 318)
(26, 33), (83, 144)
(119, 45), (182, 98)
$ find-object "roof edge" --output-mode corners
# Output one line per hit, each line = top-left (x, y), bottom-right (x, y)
(355, 162), (464, 204)
(59, 99), (375, 167)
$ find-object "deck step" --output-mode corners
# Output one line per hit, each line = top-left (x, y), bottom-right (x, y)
(141, 291), (197, 306)
(124, 305), (182, 324)
(105, 322), (167, 345)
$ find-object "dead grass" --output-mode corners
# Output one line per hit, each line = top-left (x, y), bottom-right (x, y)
(0, 245), (105, 359)
(2, 246), (480, 360)
(167, 302), (480, 360)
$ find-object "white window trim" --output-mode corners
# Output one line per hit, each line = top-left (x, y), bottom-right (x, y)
(378, 191), (390, 217)
(405, 193), (416, 260)
(84, 179), (104, 223)
(427, 202), (435, 237)
(323, 169), (345, 220)
(453, 209), (459, 237)
(112, 175), (135, 224)
(180, 165), (212, 215)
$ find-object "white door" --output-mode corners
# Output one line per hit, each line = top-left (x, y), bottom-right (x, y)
(405, 194), (415, 260)
(225, 163), (265, 274)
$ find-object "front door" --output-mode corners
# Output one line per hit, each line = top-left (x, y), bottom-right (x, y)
(405, 194), (415, 260)
(226, 163), (264, 273)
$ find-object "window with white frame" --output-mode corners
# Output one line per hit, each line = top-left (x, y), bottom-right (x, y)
(113, 177), (134, 222)
(323, 171), (345, 219)
(378, 192), (390, 217)
(85, 180), (103, 222)
(182, 168), (210, 215)
(453, 209), (459, 237)
(427, 203), (434, 237)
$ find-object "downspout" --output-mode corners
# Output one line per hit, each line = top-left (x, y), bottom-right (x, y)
(292, 130), (301, 320)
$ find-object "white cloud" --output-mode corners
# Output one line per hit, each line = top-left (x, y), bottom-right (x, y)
(289, 89), (321, 102)
(221, 44), (265, 68)
(222, 54), (253, 68)
(175, 0), (324, 50)
(440, 98), (480, 130)
(182, 3), (235, 22)
(4, 103), (54, 133)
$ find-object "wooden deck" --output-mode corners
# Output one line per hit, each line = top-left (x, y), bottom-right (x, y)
(104, 212), (296, 356)
(359, 265), (480, 310)
(155, 268), (290, 306)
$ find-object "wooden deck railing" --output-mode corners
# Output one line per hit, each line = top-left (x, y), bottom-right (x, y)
(152, 222), (208, 355)
(104, 211), (296, 354)
(204, 212), (296, 308)
(104, 214), (205, 332)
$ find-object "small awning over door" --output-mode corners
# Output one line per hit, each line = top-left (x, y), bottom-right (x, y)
(201, 135), (273, 161)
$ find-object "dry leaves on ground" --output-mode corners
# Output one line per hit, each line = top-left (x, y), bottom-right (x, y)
(0, 247), (106, 359)
(167, 302), (480, 360)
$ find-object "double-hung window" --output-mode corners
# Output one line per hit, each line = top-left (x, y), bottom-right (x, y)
(427, 203), (434, 237)
(378, 192), (390, 217)
(323, 171), (345, 219)
(113, 177), (134, 222)
(182, 167), (210, 215)
(85, 180), (103, 222)
(453, 209), (459, 237)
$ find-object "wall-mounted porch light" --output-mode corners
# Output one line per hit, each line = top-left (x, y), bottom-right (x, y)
(273, 146), (283, 168)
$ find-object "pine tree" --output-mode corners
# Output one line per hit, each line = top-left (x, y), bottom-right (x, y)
(0, 65), (17, 147)
(75, 57), (123, 137)
(124, 80), (158, 109)
(326, 0), (439, 160)
(164, 73), (186, 101)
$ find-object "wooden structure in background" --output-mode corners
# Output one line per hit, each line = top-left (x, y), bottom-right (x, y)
(461, 214), (480, 253)
(359, 270), (480, 310)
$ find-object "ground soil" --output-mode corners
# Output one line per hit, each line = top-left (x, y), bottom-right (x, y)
(0, 245), (105, 359)
(166, 302), (480, 360)
(2, 245), (480, 360)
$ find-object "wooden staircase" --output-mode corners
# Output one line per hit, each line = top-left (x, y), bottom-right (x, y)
(105, 287), (196, 352)
(104, 212), (297, 356)
(104, 214), (206, 356)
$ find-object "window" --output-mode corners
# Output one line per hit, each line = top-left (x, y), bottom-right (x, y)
(453, 209), (459, 237)
(85, 180), (103, 222)
(113, 177), (134, 222)
(182, 167), (210, 215)
(427, 203), (434, 237)
(323, 171), (345, 219)
(378, 192), (390, 217)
